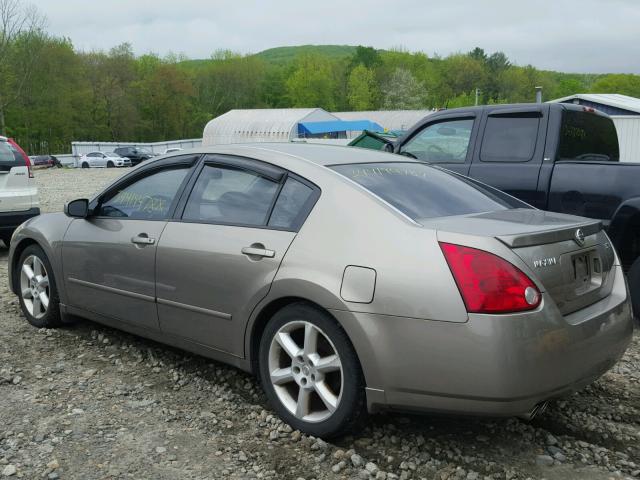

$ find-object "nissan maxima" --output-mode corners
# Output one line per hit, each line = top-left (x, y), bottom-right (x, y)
(7, 144), (633, 438)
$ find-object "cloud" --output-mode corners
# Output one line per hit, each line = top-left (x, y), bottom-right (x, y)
(32, 0), (640, 73)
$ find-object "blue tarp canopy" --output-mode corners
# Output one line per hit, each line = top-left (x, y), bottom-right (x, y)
(297, 120), (383, 135)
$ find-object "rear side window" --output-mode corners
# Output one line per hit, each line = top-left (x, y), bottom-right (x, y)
(268, 177), (315, 230)
(480, 115), (539, 162)
(183, 165), (279, 226)
(558, 110), (619, 162)
(331, 162), (527, 220)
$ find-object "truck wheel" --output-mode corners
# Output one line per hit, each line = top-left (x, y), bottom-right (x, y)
(629, 257), (640, 320)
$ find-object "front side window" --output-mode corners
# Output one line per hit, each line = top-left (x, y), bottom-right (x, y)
(400, 119), (473, 163)
(558, 110), (619, 162)
(480, 115), (539, 162)
(331, 162), (527, 221)
(97, 167), (189, 220)
(183, 164), (279, 226)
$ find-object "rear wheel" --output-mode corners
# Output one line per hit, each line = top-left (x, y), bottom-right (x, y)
(629, 257), (640, 320)
(107, 161), (114, 168)
(16, 245), (62, 328)
(81, 162), (89, 169)
(258, 303), (366, 438)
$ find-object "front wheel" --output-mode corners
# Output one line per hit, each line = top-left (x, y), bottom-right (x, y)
(107, 161), (114, 168)
(629, 257), (640, 320)
(16, 245), (62, 328)
(258, 303), (366, 438)
(81, 162), (89, 169)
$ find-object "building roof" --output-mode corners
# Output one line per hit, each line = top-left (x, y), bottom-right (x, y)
(549, 93), (640, 115)
(333, 110), (433, 132)
(202, 108), (340, 145)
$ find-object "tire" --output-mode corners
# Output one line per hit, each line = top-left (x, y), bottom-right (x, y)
(107, 161), (114, 168)
(16, 244), (62, 328)
(258, 303), (366, 438)
(629, 257), (640, 320)
(81, 162), (89, 169)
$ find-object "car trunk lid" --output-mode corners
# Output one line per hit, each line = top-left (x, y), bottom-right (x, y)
(423, 209), (616, 315)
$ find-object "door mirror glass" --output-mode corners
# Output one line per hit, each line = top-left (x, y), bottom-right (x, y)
(65, 198), (89, 218)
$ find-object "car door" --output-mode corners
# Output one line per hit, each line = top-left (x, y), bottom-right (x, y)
(155, 154), (319, 356)
(468, 107), (548, 208)
(62, 156), (198, 330)
(396, 115), (477, 175)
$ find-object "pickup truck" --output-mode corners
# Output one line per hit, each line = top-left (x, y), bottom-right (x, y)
(349, 103), (640, 316)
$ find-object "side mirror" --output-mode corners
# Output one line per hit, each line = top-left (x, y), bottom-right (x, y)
(64, 198), (89, 218)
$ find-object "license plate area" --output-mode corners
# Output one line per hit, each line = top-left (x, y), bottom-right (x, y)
(572, 249), (602, 294)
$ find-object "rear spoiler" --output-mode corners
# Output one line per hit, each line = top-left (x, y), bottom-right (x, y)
(497, 220), (602, 248)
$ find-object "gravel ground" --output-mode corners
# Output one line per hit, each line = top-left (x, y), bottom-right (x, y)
(1, 167), (640, 480)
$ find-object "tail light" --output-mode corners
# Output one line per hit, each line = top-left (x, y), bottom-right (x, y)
(7, 138), (33, 178)
(439, 242), (541, 314)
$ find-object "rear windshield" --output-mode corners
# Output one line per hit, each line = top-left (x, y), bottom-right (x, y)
(331, 162), (528, 220)
(0, 141), (16, 165)
(558, 110), (619, 162)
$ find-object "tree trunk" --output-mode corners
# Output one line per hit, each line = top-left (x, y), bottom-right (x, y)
(0, 102), (6, 136)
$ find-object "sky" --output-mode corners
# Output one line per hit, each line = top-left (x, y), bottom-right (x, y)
(32, 0), (640, 73)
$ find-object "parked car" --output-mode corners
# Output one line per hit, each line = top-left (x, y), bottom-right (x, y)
(114, 146), (155, 166)
(32, 155), (62, 168)
(0, 136), (39, 246)
(7, 144), (632, 437)
(163, 147), (183, 154)
(350, 103), (640, 317)
(79, 151), (130, 168)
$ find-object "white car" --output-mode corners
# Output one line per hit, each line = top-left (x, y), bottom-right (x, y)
(79, 151), (131, 168)
(163, 147), (183, 154)
(0, 136), (39, 246)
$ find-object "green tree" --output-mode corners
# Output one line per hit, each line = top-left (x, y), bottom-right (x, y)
(591, 74), (640, 98)
(347, 64), (376, 110)
(381, 68), (426, 109)
(286, 54), (336, 109)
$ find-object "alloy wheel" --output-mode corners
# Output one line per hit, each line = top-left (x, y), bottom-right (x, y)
(20, 255), (50, 319)
(268, 320), (343, 423)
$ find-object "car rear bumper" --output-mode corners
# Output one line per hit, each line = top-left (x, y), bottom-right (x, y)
(0, 207), (40, 231)
(331, 265), (633, 417)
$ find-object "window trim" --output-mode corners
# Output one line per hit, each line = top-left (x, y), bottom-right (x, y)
(399, 116), (477, 164)
(89, 154), (201, 221)
(173, 154), (321, 233)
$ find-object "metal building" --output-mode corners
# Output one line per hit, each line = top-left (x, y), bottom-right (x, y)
(202, 108), (339, 145)
(550, 94), (640, 163)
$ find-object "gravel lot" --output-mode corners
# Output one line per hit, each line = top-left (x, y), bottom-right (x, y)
(1, 167), (640, 480)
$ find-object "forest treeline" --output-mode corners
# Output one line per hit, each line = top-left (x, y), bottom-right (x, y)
(4, 33), (640, 154)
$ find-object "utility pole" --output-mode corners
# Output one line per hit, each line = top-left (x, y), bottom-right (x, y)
(475, 88), (480, 106)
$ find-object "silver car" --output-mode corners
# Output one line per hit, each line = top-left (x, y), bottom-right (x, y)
(7, 144), (633, 438)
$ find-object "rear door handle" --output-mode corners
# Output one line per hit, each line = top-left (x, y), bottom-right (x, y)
(241, 246), (275, 258)
(131, 234), (155, 245)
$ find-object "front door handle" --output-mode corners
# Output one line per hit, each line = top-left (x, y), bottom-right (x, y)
(241, 246), (275, 258)
(131, 234), (155, 245)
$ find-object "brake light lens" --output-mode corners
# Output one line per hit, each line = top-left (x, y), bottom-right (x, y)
(439, 242), (541, 314)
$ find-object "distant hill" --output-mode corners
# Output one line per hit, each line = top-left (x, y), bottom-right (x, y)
(255, 45), (358, 63)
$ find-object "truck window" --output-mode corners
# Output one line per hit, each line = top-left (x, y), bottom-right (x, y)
(400, 119), (473, 163)
(480, 115), (539, 162)
(558, 110), (619, 162)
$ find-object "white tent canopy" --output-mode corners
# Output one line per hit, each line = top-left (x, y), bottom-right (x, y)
(202, 108), (339, 146)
